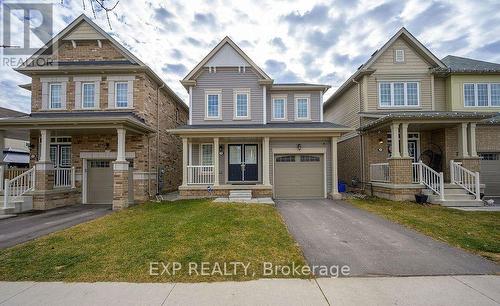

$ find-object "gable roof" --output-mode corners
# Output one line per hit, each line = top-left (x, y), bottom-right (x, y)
(323, 27), (446, 110)
(181, 36), (272, 88)
(440, 55), (500, 73)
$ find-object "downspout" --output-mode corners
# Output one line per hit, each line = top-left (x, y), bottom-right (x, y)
(156, 83), (165, 195)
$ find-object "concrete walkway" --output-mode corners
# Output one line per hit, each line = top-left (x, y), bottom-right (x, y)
(0, 276), (498, 305)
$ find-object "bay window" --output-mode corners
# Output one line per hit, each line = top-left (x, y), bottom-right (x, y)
(378, 81), (420, 107)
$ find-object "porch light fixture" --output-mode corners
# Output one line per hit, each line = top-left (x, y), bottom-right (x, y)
(219, 145), (224, 156)
(297, 144), (302, 151)
(378, 138), (384, 144)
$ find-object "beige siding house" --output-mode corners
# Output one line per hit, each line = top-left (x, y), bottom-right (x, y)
(324, 27), (500, 206)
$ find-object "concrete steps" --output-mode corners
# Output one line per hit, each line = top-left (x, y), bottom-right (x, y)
(0, 196), (33, 215)
(229, 190), (252, 201)
(423, 184), (483, 207)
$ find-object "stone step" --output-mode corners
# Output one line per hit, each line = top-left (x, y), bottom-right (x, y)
(229, 190), (252, 199)
(429, 194), (476, 201)
(430, 199), (484, 207)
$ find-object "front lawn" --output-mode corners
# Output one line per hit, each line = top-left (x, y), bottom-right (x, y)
(0, 200), (307, 282)
(348, 197), (500, 263)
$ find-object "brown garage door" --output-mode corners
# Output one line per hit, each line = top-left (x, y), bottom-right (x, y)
(274, 154), (324, 199)
(480, 153), (500, 197)
(87, 160), (113, 204)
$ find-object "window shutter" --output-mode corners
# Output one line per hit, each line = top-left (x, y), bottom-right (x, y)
(127, 80), (134, 107)
(60, 82), (67, 109)
(108, 81), (115, 109)
(94, 81), (100, 108)
(74, 81), (81, 109)
(41, 82), (48, 110)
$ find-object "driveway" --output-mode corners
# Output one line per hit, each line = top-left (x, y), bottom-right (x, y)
(276, 199), (499, 277)
(0, 205), (112, 249)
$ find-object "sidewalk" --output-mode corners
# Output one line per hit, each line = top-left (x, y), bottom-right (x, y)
(0, 275), (498, 305)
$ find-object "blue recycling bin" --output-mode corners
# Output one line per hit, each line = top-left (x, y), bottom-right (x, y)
(338, 182), (347, 193)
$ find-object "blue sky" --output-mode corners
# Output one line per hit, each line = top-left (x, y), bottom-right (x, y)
(1, 0), (499, 113)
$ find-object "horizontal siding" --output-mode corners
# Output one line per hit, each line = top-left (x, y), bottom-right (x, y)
(371, 37), (431, 74)
(434, 77), (447, 111)
(324, 81), (360, 131)
(266, 90), (321, 122)
(191, 67), (263, 124)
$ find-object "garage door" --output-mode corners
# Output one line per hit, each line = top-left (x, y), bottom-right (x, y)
(87, 160), (113, 204)
(274, 154), (324, 199)
(480, 153), (500, 197)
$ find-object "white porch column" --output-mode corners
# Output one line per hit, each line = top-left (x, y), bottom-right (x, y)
(188, 86), (193, 125)
(390, 123), (401, 158)
(458, 123), (469, 157)
(39, 129), (51, 162)
(262, 137), (270, 186)
(182, 137), (188, 186)
(116, 128), (126, 162)
(0, 130), (5, 164)
(213, 137), (219, 186)
(262, 86), (267, 124)
(400, 123), (409, 158)
(331, 137), (340, 198)
(468, 123), (477, 157)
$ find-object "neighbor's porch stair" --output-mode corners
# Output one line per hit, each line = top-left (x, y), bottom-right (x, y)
(423, 184), (483, 207)
(229, 190), (252, 201)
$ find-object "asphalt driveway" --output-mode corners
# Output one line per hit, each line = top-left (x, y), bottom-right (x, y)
(276, 199), (499, 277)
(0, 205), (112, 249)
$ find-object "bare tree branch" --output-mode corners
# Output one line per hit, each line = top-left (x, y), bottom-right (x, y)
(61, 0), (120, 29)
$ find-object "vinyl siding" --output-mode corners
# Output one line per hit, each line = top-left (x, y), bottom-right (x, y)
(267, 90), (321, 122)
(434, 77), (447, 111)
(191, 67), (263, 124)
(447, 74), (500, 112)
(324, 80), (360, 134)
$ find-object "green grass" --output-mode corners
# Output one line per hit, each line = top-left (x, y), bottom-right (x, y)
(0, 200), (307, 282)
(348, 197), (500, 263)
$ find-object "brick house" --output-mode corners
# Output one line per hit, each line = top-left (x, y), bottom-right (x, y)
(170, 37), (350, 199)
(323, 27), (500, 206)
(0, 14), (188, 212)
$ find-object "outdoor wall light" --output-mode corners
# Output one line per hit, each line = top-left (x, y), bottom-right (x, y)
(378, 138), (384, 144)
(219, 145), (224, 156)
(297, 144), (302, 151)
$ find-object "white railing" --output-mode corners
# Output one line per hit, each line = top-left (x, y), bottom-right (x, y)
(187, 165), (214, 185)
(370, 163), (390, 182)
(412, 162), (420, 183)
(3, 166), (35, 208)
(415, 161), (444, 200)
(54, 167), (76, 188)
(450, 160), (480, 200)
(0, 167), (30, 191)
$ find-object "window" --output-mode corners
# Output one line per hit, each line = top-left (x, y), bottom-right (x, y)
(272, 96), (287, 120)
(205, 90), (221, 119)
(60, 146), (71, 167)
(200, 144), (213, 165)
(463, 83), (500, 107)
(234, 90), (250, 119)
(395, 49), (405, 62)
(295, 95), (310, 120)
(49, 83), (62, 109)
(82, 83), (95, 108)
(115, 82), (128, 108)
(479, 153), (499, 160)
(276, 155), (295, 162)
(378, 82), (420, 107)
(300, 155), (320, 162)
(90, 160), (110, 168)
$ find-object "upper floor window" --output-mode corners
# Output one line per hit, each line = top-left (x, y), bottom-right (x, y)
(272, 95), (287, 120)
(115, 82), (129, 108)
(49, 83), (62, 109)
(234, 89), (250, 119)
(464, 83), (500, 107)
(378, 82), (419, 107)
(395, 49), (405, 63)
(82, 82), (96, 108)
(205, 90), (221, 119)
(295, 95), (310, 120)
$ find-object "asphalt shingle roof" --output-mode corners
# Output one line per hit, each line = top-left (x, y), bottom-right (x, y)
(441, 55), (500, 72)
(176, 122), (348, 130)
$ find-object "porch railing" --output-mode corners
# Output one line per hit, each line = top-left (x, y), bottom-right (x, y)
(412, 162), (420, 183)
(3, 166), (35, 209)
(370, 163), (390, 182)
(54, 167), (76, 188)
(187, 165), (214, 185)
(0, 167), (30, 191)
(450, 160), (480, 200)
(414, 161), (444, 200)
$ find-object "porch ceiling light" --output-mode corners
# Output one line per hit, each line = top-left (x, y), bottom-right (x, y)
(297, 144), (302, 151)
(378, 138), (384, 144)
(219, 145), (224, 156)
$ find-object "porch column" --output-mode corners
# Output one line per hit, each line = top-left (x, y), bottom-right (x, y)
(400, 123), (409, 158)
(468, 123), (477, 157)
(112, 128), (129, 210)
(35, 129), (54, 192)
(213, 137), (219, 186)
(0, 130), (5, 164)
(182, 137), (188, 186)
(331, 137), (340, 199)
(458, 123), (469, 158)
(262, 137), (270, 186)
(390, 123), (401, 158)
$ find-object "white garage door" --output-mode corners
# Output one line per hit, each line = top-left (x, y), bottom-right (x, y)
(480, 153), (500, 197)
(274, 154), (324, 199)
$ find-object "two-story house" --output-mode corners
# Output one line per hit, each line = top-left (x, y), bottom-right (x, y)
(171, 37), (350, 200)
(0, 14), (188, 212)
(323, 27), (500, 206)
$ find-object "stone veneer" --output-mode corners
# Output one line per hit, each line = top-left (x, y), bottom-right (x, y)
(112, 162), (129, 210)
(32, 188), (80, 210)
(179, 188), (273, 199)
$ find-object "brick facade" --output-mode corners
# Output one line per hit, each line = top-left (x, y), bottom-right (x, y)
(388, 158), (413, 184)
(337, 136), (362, 185)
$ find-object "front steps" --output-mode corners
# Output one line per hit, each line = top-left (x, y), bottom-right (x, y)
(0, 195), (33, 215)
(229, 190), (252, 201)
(423, 184), (483, 207)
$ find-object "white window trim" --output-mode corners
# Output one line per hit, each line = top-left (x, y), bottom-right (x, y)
(200, 143), (214, 166)
(395, 49), (405, 63)
(271, 94), (288, 121)
(378, 81), (420, 108)
(49, 83), (63, 110)
(294, 94), (311, 121)
(205, 89), (222, 120)
(81, 82), (97, 109)
(115, 81), (129, 108)
(233, 89), (251, 120)
(463, 83), (500, 107)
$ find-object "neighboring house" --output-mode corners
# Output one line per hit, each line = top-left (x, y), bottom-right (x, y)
(0, 107), (29, 155)
(171, 37), (350, 199)
(0, 14), (188, 212)
(323, 27), (500, 205)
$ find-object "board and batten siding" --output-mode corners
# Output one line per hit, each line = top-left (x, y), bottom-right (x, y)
(191, 67), (263, 124)
(266, 90), (321, 122)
